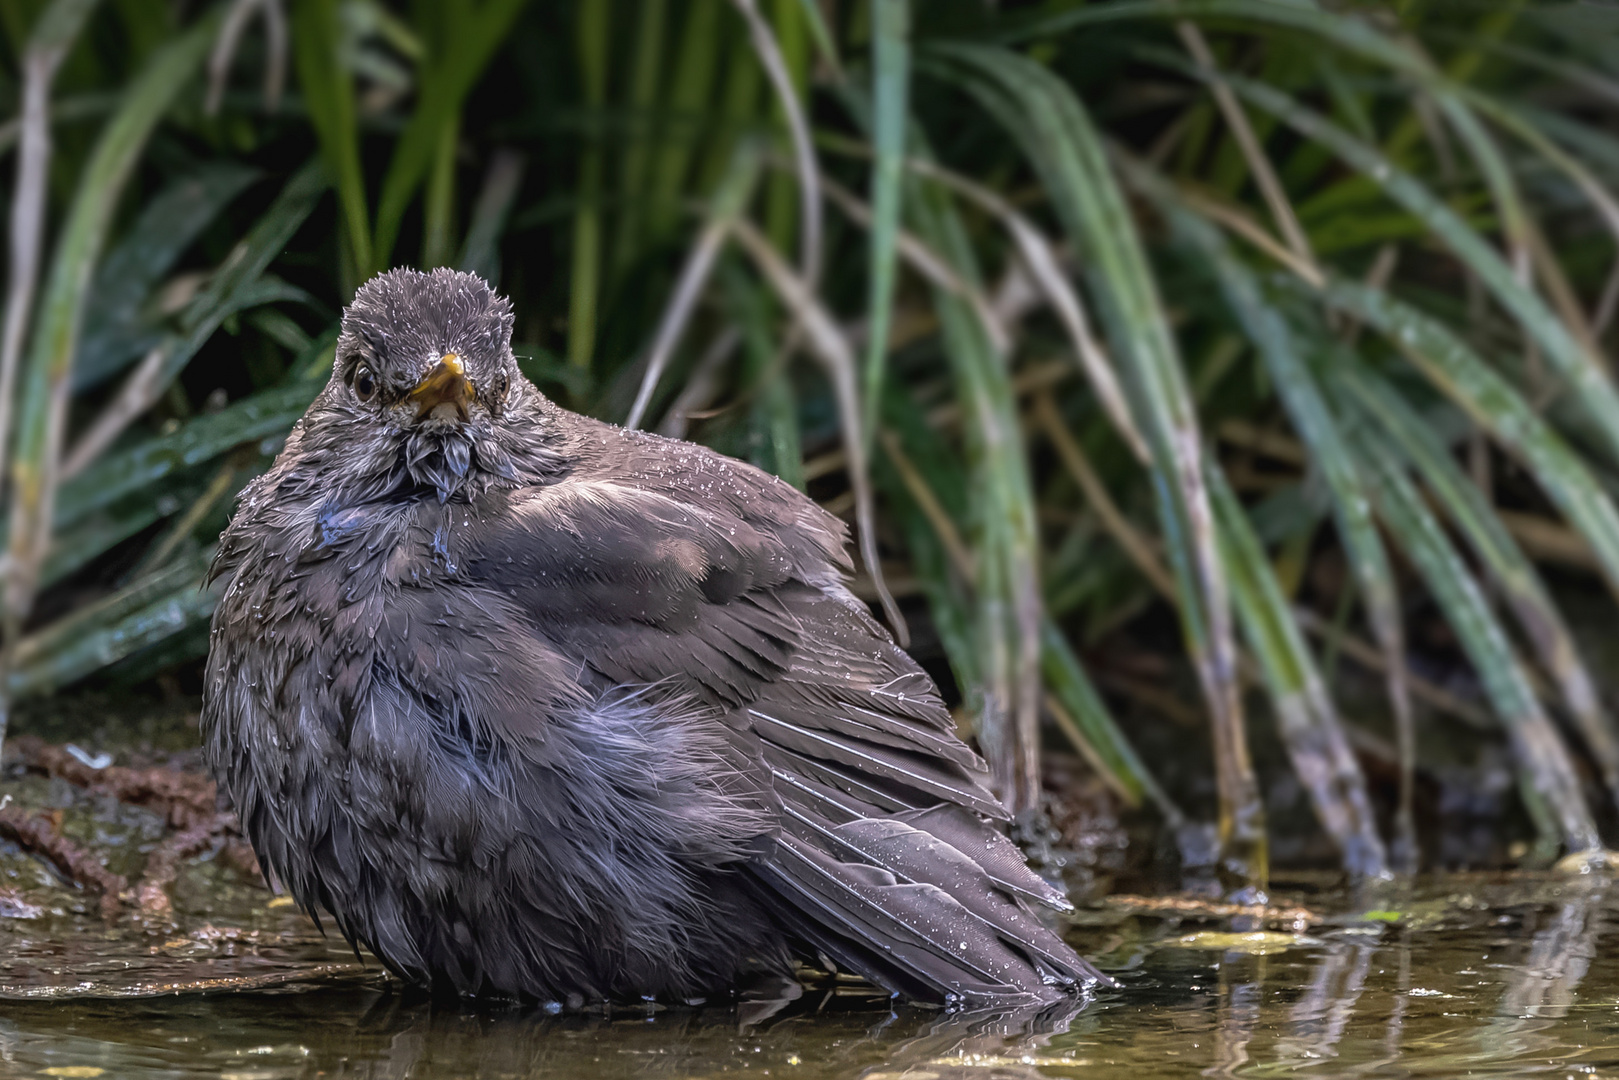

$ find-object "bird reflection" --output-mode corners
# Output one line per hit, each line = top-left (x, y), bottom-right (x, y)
(256, 984), (1101, 1080)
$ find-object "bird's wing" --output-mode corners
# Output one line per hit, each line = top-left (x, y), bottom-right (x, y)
(461, 455), (1098, 1005)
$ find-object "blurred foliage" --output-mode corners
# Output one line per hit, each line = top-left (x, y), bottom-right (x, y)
(2, 0), (1619, 890)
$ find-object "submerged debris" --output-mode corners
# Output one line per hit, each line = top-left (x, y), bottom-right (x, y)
(1, 734), (261, 922)
(0, 804), (128, 917)
(132, 822), (225, 920)
(1101, 893), (1320, 931)
(0, 884), (47, 919)
(7, 733), (218, 829)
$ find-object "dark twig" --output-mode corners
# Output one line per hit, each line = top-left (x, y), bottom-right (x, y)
(7, 734), (218, 828)
(0, 804), (127, 916)
(5, 735), (262, 918)
(134, 822), (222, 920)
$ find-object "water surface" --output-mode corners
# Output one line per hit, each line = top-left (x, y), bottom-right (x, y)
(5, 873), (1619, 1078)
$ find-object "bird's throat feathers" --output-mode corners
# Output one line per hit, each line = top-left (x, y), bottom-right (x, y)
(402, 422), (512, 504)
(302, 389), (568, 509)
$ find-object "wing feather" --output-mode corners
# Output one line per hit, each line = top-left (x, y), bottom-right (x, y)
(458, 430), (1100, 1004)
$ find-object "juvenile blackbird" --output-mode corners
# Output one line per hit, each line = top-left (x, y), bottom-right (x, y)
(202, 268), (1101, 1010)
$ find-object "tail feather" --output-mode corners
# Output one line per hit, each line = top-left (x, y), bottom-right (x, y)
(751, 802), (1102, 1006)
(895, 803), (1074, 911)
(821, 816), (1088, 982)
(755, 831), (1062, 1006)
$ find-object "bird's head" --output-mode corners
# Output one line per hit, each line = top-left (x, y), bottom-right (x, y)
(316, 268), (557, 502)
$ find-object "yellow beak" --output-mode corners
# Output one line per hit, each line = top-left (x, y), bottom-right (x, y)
(408, 354), (475, 422)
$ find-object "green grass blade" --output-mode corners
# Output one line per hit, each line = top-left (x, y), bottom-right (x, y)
(0, 2), (103, 622)
(907, 174), (1044, 815)
(1167, 57), (1619, 471)
(420, 110), (459, 269)
(1310, 275), (1619, 609)
(57, 382), (320, 530)
(609, 0), (668, 277)
(141, 275), (314, 407)
(1034, 0), (1553, 261)
(76, 162), (259, 389)
(12, 551), (207, 685)
(1134, 164), (1406, 872)
(293, 0), (370, 285)
(42, 495), (186, 590)
(1347, 417), (1603, 856)
(177, 160), (327, 340)
(372, 0), (527, 266)
(626, 145), (761, 431)
(9, 576), (219, 698)
(753, 0), (812, 266)
(902, 157), (1146, 459)
(927, 42), (1266, 888)
(882, 370), (1166, 813)
(719, 258), (803, 489)
(58, 162), (326, 480)
(726, 215), (906, 651)
(5, 13), (215, 632)
(567, 0), (609, 370)
(1041, 620), (1173, 815)
(1333, 362), (1619, 809)
(1458, 89), (1619, 254)
(458, 150), (526, 285)
(649, 0), (724, 238)
(1208, 464), (1389, 878)
(860, 0), (909, 450)
(876, 398), (977, 681)
(788, 0), (839, 76)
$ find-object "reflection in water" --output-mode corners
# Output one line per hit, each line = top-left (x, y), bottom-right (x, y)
(0, 990), (1099, 1080)
(1497, 878), (1607, 1020)
(1468, 878), (1609, 1070)
(1201, 967), (1261, 1079)
(1275, 938), (1374, 1066)
(7, 879), (1619, 1077)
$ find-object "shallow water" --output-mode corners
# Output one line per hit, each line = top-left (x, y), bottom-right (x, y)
(6, 704), (1619, 1077)
(5, 873), (1619, 1078)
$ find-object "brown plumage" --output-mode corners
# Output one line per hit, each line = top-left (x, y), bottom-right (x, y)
(201, 267), (1102, 1011)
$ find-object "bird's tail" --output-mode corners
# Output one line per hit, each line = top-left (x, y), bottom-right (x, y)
(751, 795), (1104, 1009)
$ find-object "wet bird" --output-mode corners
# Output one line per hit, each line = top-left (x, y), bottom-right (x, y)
(202, 268), (1102, 1011)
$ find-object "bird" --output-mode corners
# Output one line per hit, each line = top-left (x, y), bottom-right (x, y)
(201, 267), (1103, 1012)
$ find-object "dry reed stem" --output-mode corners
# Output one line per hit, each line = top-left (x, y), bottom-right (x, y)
(207, 0), (288, 115)
(1035, 394), (1177, 600)
(625, 219), (731, 431)
(61, 342), (168, 479)
(820, 175), (1012, 356)
(729, 216), (907, 644)
(1177, 23), (1317, 276)
(729, 0), (822, 288)
(904, 157), (1147, 461)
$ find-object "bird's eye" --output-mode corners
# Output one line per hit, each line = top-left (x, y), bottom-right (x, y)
(353, 364), (377, 402)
